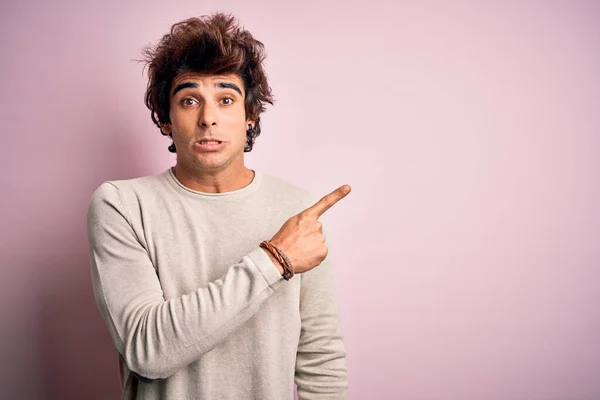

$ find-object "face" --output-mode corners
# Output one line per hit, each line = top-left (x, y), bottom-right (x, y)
(161, 72), (253, 174)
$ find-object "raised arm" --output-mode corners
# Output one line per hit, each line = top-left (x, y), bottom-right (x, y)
(87, 182), (284, 381)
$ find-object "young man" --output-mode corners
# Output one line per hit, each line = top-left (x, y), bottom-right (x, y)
(87, 12), (350, 400)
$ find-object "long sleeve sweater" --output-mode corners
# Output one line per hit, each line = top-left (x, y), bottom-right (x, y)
(86, 167), (348, 400)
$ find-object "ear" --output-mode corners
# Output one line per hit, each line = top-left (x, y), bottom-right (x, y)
(160, 123), (172, 135)
(246, 118), (255, 129)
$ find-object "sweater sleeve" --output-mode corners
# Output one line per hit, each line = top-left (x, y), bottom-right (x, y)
(87, 182), (284, 381)
(294, 220), (348, 399)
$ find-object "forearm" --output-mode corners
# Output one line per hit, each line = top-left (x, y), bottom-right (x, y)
(92, 246), (284, 381)
(262, 248), (285, 274)
(88, 182), (286, 381)
(294, 218), (348, 399)
(295, 337), (347, 400)
(295, 301), (348, 400)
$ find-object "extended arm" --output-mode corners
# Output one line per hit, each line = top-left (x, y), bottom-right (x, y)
(87, 182), (284, 381)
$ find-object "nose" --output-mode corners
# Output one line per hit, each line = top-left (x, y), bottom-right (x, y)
(198, 102), (217, 128)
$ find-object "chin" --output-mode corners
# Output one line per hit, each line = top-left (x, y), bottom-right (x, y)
(192, 158), (226, 170)
(184, 143), (243, 168)
(187, 154), (228, 170)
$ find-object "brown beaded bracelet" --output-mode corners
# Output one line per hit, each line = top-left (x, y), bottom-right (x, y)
(259, 240), (295, 280)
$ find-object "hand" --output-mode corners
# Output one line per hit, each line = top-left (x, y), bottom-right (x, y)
(269, 185), (351, 274)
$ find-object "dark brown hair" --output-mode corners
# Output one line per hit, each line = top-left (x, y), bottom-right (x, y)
(140, 12), (274, 152)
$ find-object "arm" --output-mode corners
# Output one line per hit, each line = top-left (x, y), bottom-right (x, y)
(87, 182), (284, 381)
(294, 221), (348, 399)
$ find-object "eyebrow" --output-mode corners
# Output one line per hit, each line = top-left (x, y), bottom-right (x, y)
(172, 81), (243, 97)
(217, 82), (243, 97)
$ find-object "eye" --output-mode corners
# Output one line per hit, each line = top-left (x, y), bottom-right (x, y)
(221, 97), (234, 105)
(181, 97), (198, 107)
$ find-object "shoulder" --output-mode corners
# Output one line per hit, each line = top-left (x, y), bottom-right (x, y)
(88, 171), (169, 214)
(91, 171), (168, 199)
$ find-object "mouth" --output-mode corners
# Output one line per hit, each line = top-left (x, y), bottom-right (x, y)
(193, 139), (225, 151)
(195, 139), (223, 144)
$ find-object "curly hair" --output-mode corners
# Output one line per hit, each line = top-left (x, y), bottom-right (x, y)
(140, 12), (274, 152)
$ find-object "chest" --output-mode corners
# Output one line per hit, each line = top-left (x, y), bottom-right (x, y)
(139, 199), (291, 299)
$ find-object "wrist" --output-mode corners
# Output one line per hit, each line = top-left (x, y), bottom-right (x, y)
(262, 248), (285, 275)
(259, 240), (295, 280)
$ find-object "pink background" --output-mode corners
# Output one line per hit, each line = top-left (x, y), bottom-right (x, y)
(1, 1), (599, 399)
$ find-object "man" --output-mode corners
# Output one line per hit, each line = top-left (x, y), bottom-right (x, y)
(86, 12), (350, 400)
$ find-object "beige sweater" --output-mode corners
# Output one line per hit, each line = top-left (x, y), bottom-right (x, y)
(86, 168), (348, 400)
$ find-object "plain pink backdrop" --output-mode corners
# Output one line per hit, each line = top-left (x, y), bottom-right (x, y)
(1, 1), (599, 399)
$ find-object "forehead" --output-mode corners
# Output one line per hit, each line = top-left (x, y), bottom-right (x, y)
(170, 72), (244, 94)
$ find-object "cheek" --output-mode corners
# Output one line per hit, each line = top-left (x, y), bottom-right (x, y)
(224, 111), (249, 140)
(170, 112), (196, 136)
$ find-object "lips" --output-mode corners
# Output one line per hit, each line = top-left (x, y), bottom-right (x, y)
(195, 139), (223, 144)
(193, 139), (225, 151)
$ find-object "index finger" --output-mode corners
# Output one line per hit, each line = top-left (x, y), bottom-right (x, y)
(303, 185), (352, 218)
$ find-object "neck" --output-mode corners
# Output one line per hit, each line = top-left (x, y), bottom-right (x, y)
(172, 163), (255, 194)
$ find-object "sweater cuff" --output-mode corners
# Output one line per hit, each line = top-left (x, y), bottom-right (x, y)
(246, 247), (284, 287)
